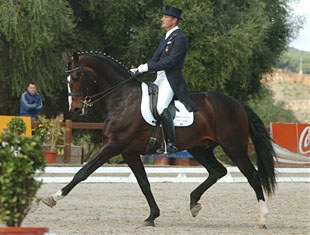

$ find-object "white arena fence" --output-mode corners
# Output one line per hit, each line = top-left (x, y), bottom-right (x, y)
(36, 166), (310, 183)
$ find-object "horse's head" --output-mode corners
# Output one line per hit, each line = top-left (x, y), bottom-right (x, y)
(65, 51), (134, 115)
(65, 52), (98, 114)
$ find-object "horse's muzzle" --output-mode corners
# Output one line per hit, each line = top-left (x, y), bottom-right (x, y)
(71, 107), (84, 115)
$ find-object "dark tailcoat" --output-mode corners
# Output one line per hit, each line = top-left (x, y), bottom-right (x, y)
(147, 29), (197, 112)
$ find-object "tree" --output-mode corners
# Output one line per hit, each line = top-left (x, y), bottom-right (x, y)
(229, 0), (298, 101)
(0, 0), (75, 115)
(67, 0), (163, 60)
(124, 0), (297, 101)
(0, 0), (299, 118)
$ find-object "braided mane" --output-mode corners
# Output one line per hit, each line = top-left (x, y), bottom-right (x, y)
(77, 51), (130, 77)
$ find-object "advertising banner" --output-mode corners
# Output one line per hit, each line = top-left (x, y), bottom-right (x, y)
(271, 122), (310, 167)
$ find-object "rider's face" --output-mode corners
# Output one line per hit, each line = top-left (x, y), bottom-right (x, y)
(161, 15), (177, 31)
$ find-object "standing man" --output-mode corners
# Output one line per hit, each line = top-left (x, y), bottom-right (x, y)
(20, 82), (43, 119)
(131, 6), (197, 154)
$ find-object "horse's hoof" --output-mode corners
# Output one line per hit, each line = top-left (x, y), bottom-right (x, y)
(42, 196), (56, 208)
(143, 220), (155, 227)
(257, 224), (267, 229)
(190, 203), (202, 217)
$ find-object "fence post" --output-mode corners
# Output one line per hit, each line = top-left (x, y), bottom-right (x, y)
(64, 119), (72, 163)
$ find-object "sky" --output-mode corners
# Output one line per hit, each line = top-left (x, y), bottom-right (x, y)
(289, 0), (310, 51)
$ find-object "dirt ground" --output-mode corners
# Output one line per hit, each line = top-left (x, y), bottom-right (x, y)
(22, 182), (309, 235)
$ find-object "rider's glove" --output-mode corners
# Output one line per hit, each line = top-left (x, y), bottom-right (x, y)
(130, 68), (138, 73)
(137, 63), (148, 73)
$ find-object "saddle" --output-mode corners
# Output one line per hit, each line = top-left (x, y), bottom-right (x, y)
(142, 82), (194, 153)
(141, 82), (193, 127)
(147, 83), (177, 123)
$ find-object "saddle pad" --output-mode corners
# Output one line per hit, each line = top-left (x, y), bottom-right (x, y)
(141, 82), (194, 127)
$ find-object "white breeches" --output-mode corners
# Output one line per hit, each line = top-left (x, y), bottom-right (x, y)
(154, 71), (174, 115)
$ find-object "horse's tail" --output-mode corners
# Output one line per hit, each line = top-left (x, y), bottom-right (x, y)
(243, 105), (276, 196)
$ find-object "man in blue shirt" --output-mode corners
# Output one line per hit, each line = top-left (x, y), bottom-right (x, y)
(20, 82), (43, 119)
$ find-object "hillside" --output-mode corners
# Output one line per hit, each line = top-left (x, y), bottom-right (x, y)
(276, 47), (310, 74)
(263, 70), (309, 123)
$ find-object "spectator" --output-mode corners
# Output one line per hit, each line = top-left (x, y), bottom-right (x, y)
(20, 82), (43, 119)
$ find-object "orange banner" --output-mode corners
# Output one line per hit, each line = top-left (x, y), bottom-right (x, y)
(0, 115), (32, 136)
(271, 122), (310, 166)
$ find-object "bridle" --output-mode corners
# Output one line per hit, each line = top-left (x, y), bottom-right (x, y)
(65, 64), (133, 112)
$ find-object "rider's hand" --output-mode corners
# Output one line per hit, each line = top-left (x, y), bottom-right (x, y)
(130, 68), (138, 73)
(138, 63), (148, 73)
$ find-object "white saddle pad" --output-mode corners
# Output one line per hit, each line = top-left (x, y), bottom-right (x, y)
(141, 83), (194, 127)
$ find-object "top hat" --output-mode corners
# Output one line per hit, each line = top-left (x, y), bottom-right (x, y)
(162, 6), (183, 20)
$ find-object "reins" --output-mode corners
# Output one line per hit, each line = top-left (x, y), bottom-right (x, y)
(66, 51), (144, 112)
(66, 64), (134, 108)
(82, 76), (133, 108)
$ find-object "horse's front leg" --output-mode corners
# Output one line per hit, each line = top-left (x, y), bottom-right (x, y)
(123, 153), (160, 226)
(42, 144), (118, 208)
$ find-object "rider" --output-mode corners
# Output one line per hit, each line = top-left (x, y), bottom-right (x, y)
(131, 5), (197, 154)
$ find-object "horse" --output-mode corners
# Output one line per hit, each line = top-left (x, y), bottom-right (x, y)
(43, 51), (276, 229)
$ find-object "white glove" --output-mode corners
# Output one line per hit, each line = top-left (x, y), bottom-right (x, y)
(130, 68), (138, 73)
(138, 63), (148, 73)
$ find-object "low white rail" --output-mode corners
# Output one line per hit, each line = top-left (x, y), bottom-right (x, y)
(36, 166), (310, 183)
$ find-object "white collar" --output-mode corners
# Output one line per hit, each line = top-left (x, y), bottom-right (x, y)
(165, 26), (179, 40)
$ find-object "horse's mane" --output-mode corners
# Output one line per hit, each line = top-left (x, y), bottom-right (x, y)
(77, 51), (131, 78)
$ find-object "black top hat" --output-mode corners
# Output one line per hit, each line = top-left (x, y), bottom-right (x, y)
(162, 6), (183, 20)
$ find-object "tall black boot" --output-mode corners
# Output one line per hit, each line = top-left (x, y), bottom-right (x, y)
(156, 108), (177, 154)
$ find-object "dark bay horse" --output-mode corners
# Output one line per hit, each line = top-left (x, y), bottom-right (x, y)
(43, 52), (276, 228)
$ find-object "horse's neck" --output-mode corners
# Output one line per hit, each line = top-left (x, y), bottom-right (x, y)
(98, 76), (141, 113)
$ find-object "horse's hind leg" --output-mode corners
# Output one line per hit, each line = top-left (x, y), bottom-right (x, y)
(123, 153), (160, 227)
(239, 160), (268, 228)
(222, 146), (268, 228)
(187, 147), (227, 217)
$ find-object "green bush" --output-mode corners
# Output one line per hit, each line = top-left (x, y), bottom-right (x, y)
(0, 133), (45, 227)
(71, 131), (102, 162)
(36, 115), (64, 152)
(108, 155), (124, 164)
(7, 118), (26, 135)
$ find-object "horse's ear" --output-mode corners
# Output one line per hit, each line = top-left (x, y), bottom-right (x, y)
(62, 52), (70, 65)
(73, 52), (79, 63)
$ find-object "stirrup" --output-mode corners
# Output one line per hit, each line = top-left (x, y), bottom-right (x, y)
(156, 143), (177, 155)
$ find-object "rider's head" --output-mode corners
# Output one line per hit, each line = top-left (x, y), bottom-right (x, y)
(161, 6), (182, 31)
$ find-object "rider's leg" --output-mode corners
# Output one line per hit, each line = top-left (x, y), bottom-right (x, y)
(156, 108), (177, 154)
(154, 71), (176, 154)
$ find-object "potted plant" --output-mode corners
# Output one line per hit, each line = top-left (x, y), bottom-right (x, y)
(7, 117), (26, 135)
(36, 115), (64, 164)
(0, 132), (48, 234)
